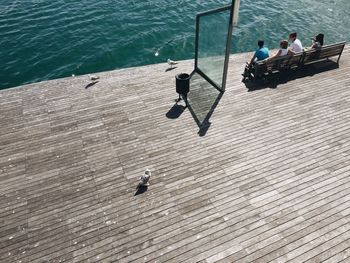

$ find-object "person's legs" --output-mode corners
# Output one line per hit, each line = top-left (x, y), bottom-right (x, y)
(242, 63), (253, 82)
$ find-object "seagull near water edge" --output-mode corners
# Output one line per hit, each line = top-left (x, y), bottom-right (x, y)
(88, 74), (100, 81)
(167, 59), (178, 68)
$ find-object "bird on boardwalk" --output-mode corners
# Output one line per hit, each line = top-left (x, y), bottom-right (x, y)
(167, 59), (178, 68)
(139, 169), (151, 187)
(88, 74), (100, 81)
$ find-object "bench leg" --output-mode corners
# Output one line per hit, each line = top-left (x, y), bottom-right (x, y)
(242, 65), (255, 82)
(241, 67), (248, 82)
(337, 54), (341, 64)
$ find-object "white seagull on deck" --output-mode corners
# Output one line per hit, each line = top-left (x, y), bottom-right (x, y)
(167, 59), (178, 68)
(88, 74), (100, 81)
(139, 169), (151, 187)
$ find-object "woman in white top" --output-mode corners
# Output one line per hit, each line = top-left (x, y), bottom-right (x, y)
(269, 40), (293, 59)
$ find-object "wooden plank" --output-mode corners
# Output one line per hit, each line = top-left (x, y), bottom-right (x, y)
(0, 45), (349, 263)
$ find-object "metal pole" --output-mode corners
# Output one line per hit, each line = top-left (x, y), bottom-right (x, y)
(232, 0), (240, 25)
(194, 15), (200, 70)
(221, 0), (236, 92)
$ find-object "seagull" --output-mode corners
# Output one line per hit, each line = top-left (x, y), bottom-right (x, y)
(88, 74), (100, 81)
(167, 59), (178, 68)
(139, 169), (151, 187)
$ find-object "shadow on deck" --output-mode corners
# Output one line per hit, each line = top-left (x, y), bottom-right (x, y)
(244, 59), (340, 91)
(187, 73), (223, 136)
(165, 72), (224, 137)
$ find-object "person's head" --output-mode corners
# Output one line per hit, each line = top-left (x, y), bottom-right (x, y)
(280, 40), (288, 49)
(257, 40), (264, 48)
(289, 32), (297, 41)
(314, 33), (324, 46)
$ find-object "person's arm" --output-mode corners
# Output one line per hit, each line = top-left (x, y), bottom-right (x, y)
(309, 40), (317, 49)
(289, 43), (295, 52)
(288, 48), (295, 55)
(269, 49), (281, 59)
(248, 53), (257, 65)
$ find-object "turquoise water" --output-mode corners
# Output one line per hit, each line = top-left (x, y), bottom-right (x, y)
(1, 0), (349, 89)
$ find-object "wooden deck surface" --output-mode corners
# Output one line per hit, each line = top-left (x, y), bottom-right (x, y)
(1, 46), (350, 263)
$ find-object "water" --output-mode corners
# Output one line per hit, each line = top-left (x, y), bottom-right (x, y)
(1, 0), (349, 89)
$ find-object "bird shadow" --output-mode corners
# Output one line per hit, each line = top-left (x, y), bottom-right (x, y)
(134, 185), (148, 196)
(84, 81), (99, 89)
(165, 66), (177, 72)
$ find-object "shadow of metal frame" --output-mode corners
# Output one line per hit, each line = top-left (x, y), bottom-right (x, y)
(187, 91), (224, 136)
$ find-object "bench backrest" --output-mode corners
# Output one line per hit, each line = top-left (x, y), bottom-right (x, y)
(252, 42), (346, 79)
(266, 52), (303, 72)
(254, 52), (303, 76)
(303, 42), (346, 65)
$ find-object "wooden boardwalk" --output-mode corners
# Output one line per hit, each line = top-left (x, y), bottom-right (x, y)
(1, 46), (350, 263)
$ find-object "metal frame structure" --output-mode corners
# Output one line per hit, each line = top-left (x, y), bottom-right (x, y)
(192, 1), (237, 92)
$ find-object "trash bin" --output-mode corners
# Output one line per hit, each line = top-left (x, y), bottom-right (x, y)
(176, 73), (190, 95)
(175, 73), (190, 105)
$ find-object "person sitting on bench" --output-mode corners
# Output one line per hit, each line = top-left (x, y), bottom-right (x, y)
(289, 32), (303, 53)
(310, 33), (324, 49)
(269, 40), (294, 59)
(242, 40), (270, 81)
(248, 39), (270, 64)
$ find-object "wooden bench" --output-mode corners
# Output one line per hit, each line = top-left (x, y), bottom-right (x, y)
(244, 41), (346, 82)
(252, 52), (303, 81)
(302, 41), (346, 65)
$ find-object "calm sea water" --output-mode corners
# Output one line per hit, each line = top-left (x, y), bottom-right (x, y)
(1, 0), (349, 89)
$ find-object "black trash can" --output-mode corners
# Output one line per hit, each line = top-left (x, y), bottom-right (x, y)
(175, 73), (190, 105)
